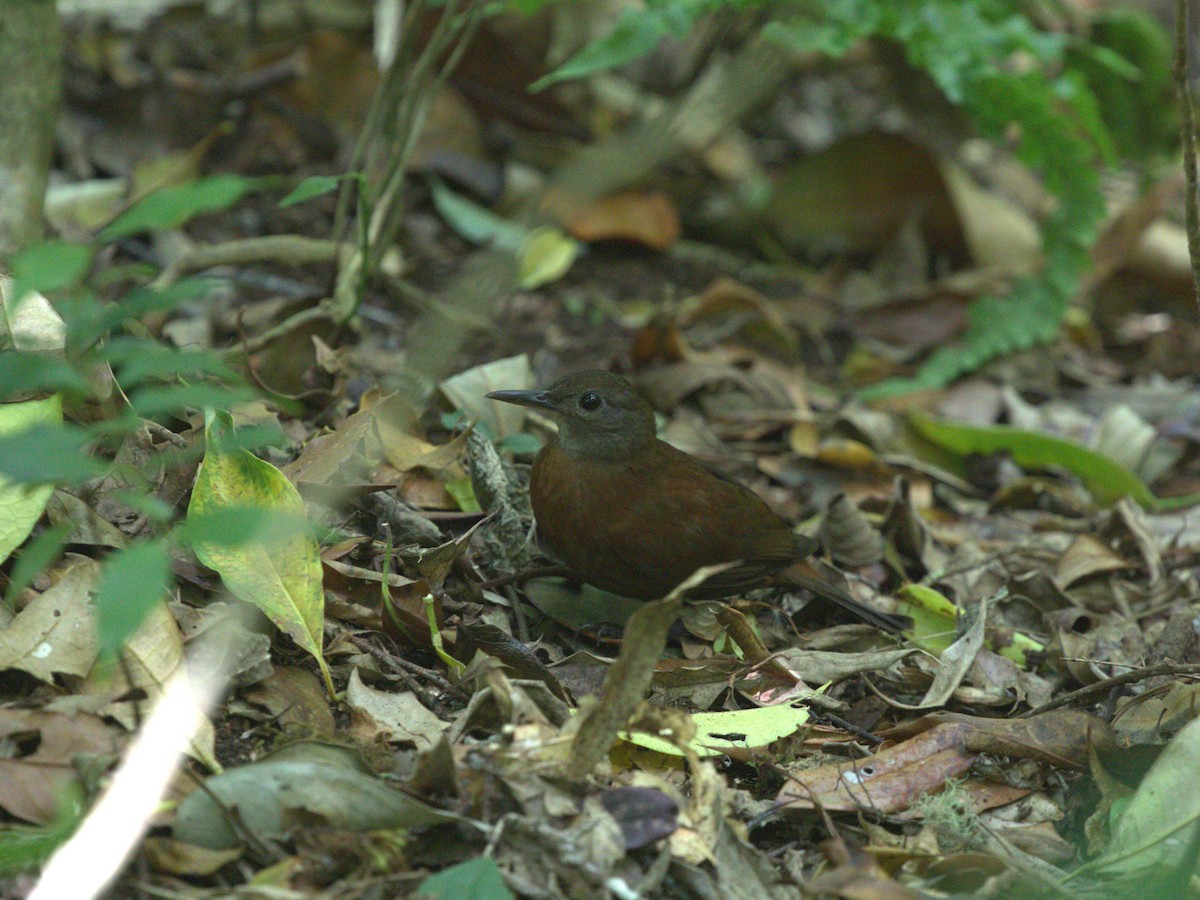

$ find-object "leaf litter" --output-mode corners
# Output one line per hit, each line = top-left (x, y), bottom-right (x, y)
(5, 4), (1200, 898)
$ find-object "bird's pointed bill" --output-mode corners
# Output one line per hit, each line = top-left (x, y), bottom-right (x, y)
(485, 389), (556, 413)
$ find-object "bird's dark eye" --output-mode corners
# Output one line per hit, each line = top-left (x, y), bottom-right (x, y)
(578, 391), (603, 411)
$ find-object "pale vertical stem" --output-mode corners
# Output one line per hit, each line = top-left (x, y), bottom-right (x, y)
(1175, 0), (1200, 316)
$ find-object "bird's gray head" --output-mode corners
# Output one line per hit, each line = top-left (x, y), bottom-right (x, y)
(486, 370), (656, 461)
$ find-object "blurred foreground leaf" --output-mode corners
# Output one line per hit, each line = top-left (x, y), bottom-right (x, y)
(94, 539), (170, 665)
(419, 857), (514, 900)
(0, 395), (62, 564)
(1068, 715), (1200, 894)
(101, 175), (268, 240)
(0, 787), (82, 876)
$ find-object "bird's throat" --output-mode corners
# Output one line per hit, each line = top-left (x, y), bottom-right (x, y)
(554, 422), (653, 463)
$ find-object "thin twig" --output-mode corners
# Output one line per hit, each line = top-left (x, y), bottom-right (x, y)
(360, 640), (457, 713)
(476, 565), (573, 592)
(1018, 661), (1200, 717)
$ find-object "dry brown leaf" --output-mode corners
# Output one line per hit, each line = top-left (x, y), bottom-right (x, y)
(777, 721), (976, 814)
(0, 709), (122, 824)
(547, 188), (679, 250)
(345, 668), (449, 750)
(0, 558), (99, 681)
(242, 666), (336, 739)
(1054, 534), (1131, 590)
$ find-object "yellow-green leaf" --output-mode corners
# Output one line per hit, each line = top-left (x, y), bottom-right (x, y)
(896, 583), (1043, 666)
(0, 395), (61, 565)
(518, 226), (580, 289)
(621, 704), (810, 758)
(187, 409), (332, 695)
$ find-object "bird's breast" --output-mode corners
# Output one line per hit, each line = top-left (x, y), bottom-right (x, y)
(528, 440), (796, 600)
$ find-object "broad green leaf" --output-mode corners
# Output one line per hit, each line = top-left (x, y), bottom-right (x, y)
(498, 431), (542, 457)
(94, 539), (170, 664)
(1068, 715), (1200, 894)
(419, 858), (514, 900)
(187, 409), (332, 695)
(621, 703), (810, 758)
(11, 241), (93, 294)
(180, 506), (277, 549)
(279, 175), (341, 207)
(894, 583), (959, 657)
(129, 382), (257, 419)
(908, 413), (1200, 511)
(0, 422), (104, 485)
(100, 175), (267, 241)
(0, 396), (64, 564)
(523, 578), (644, 631)
(0, 354), (89, 399)
(444, 477), (481, 514)
(106, 337), (237, 385)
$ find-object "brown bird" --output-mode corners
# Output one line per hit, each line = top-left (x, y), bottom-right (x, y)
(487, 371), (907, 632)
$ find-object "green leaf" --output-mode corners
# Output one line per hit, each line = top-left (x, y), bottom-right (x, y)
(444, 477), (481, 514)
(106, 337), (237, 385)
(762, 0), (878, 57)
(100, 175), (267, 241)
(0, 396), (63, 564)
(908, 413), (1200, 512)
(180, 506), (278, 548)
(517, 226), (580, 289)
(429, 181), (527, 250)
(857, 2), (1107, 397)
(497, 431), (541, 456)
(279, 175), (342, 207)
(530, 5), (690, 91)
(4, 523), (70, 609)
(62, 279), (218, 350)
(0, 788), (83, 876)
(0, 354), (90, 399)
(0, 421), (101, 485)
(94, 539), (170, 663)
(621, 704), (811, 758)
(187, 409), (333, 695)
(419, 858), (514, 900)
(1068, 715), (1200, 894)
(895, 584), (1041, 665)
(11, 241), (93, 294)
(1066, 9), (1175, 161)
(129, 382), (257, 419)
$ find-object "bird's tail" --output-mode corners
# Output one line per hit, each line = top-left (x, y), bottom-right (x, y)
(779, 562), (911, 633)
